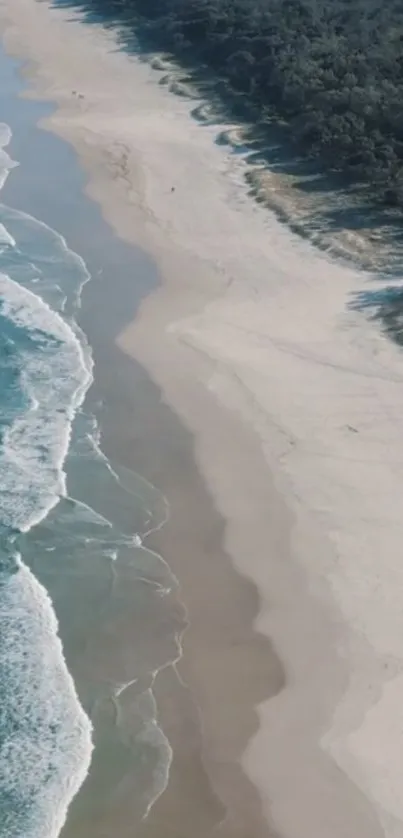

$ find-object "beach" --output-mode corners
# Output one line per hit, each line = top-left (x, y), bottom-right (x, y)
(1, 1), (403, 837)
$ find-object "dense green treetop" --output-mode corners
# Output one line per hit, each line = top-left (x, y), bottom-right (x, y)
(62, 0), (403, 207)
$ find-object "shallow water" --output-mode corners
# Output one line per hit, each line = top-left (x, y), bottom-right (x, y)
(0, 60), (181, 838)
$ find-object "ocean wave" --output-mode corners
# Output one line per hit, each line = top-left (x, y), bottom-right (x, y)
(0, 203), (91, 314)
(0, 123), (94, 838)
(0, 114), (173, 838)
(0, 122), (18, 192)
(0, 557), (93, 838)
(0, 271), (93, 533)
(0, 223), (16, 249)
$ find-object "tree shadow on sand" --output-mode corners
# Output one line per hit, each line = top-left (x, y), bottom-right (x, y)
(49, 0), (403, 347)
(349, 285), (403, 347)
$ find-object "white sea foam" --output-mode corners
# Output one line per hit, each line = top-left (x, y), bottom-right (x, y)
(0, 271), (93, 532)
(0, 121), (18, 191)
(0, 123), (94, 838)
(0, 107), (173, 837)
(139, 692), (173, 820)
(0, 222), (15, 248)
(0, 557), (93, 838)
(0, 203), (91, 311)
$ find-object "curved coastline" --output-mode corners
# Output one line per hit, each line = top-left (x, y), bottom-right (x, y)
(0, 7), (290, 838)
(1, 3), (403, 838)
(0, 123), (94, 837)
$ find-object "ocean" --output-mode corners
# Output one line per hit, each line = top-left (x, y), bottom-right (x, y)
(0, 114), (179, 837)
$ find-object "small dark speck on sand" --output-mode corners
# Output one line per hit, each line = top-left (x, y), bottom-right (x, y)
(347, 424), (358, 433)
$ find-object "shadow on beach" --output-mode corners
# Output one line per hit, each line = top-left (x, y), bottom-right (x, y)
(49, 0), (403, 349)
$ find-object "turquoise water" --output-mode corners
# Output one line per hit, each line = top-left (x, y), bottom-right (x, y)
(0, 116), (179, 837)
(0, 122), (93, 837)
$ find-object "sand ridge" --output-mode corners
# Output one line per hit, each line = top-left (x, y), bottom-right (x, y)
(1, 1), (403, 836)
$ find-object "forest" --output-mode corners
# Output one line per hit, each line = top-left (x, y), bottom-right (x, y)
(60, 0), (403, 209)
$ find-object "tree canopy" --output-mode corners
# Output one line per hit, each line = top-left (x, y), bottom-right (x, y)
(60, 0), (403, 208)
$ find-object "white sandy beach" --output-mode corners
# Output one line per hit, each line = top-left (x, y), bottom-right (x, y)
(2, 1), (403, 836)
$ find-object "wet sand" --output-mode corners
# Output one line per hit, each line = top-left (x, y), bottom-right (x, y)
(61, 209), (286, 838)
(2, 2), (403, 838)
(0, 8), (286, 838)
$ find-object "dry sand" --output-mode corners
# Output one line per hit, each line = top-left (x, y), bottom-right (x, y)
(1, 1), (403, 837)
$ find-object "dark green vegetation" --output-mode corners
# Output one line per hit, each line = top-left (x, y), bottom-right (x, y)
(58, 0), (403, 209)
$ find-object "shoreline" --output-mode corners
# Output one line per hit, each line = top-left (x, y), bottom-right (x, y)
(3, 2), (403, 838)
(0, 7), (289, 838)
